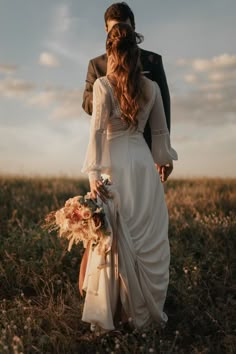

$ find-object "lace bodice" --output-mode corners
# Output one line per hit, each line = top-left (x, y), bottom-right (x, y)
(82, 76), (178, 181)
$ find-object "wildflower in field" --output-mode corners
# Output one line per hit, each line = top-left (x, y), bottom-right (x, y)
(183, 267), (188, 274)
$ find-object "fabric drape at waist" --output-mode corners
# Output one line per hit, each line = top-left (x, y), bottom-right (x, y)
(107, 130), (143, 141)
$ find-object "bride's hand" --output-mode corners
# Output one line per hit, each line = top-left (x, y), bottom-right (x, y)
(90, 179), (111, 203)
(155, 162), (173, 183)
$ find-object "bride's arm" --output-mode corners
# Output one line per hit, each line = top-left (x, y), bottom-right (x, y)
(149, 81), (178, 179)
(81, 79), (111, 200)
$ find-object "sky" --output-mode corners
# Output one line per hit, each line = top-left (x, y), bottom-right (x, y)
(0, 0), (235, 178)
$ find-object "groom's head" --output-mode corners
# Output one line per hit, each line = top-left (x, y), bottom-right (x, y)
(104, 2), (135, 33)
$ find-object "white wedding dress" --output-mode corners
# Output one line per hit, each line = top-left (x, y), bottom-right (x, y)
(81, 76), (178, 331)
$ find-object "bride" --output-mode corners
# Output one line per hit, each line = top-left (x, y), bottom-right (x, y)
(80, 23), (178, 332)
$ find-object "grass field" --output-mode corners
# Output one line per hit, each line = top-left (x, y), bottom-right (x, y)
(0, 176), (235, 354)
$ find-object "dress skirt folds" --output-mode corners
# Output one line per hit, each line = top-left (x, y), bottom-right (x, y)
(81, 76), (178, 330)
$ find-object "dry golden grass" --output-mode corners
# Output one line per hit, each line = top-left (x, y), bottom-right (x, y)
(0, 176), (235, 353)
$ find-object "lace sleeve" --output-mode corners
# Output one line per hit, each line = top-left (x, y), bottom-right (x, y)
(149, 82), (178, 165)
(81, 78), (111, 182)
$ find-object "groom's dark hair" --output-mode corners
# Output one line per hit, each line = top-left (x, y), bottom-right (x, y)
(104, 2), (135, 30)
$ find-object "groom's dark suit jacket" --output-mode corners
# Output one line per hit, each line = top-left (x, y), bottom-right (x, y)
(82, 48), (171, 149)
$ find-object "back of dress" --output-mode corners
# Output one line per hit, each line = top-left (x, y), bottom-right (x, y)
(100, 76), (156, 139)
(81, 76), (177, 182)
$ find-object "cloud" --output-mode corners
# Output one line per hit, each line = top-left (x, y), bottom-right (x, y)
(43, 41), (80, 63)
(176, 58), (188, 66)
(172, 87), (236, 125)
(0, 64), (17, 74)
(177, 54), (236, 72)
(208, 72), (225, 82)
(29, 89), (57, 107)
(43, 3), (104, 66)
(173, 53), (236, 124)
(0, 78), (35, 98)
(53, 4), (71, 33)
(184, 74), (197, 83)
(51, 89), (84, 120)
(39, 52), (60, 67)
(0, 71), (85, 120)
(29, 87), (86, 120)
(192, 54), (236, 72)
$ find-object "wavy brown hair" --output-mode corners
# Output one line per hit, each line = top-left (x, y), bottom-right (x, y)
(106, 23), (144, 126)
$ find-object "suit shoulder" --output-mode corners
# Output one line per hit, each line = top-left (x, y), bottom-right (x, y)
(90, 53), (107, 64)
(140, 48), (162, 62)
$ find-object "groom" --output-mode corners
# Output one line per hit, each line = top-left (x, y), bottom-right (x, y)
(82, 2), (173, 182)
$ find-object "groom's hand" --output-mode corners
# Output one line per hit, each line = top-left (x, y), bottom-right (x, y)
(155, 162), (173, 183)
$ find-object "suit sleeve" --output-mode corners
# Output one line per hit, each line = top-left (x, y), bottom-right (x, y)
(152, 56), (171, 133)
(82, 60), (97, 116)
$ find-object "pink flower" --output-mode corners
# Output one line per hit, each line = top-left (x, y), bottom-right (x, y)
(81, 208), (92, 219)
(65, 196), (80, 208)
(71, 209), (82, 221)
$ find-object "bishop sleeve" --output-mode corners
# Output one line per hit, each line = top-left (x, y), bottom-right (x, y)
(149, 82), (178, 165)
(81, 79), (111, 182)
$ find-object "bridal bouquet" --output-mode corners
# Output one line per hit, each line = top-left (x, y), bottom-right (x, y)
(42, 193), (111, 254)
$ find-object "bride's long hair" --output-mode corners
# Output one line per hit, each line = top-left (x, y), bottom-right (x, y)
(106, 23), (144, 126)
